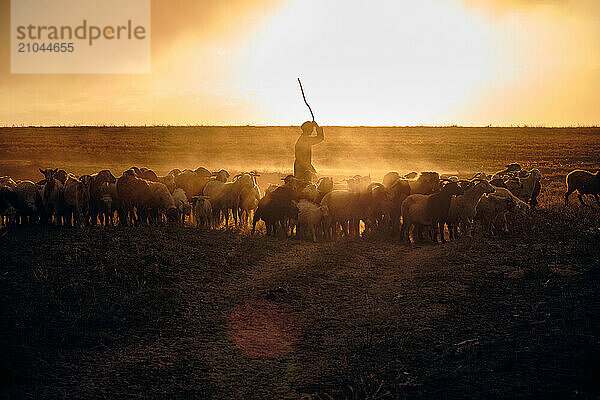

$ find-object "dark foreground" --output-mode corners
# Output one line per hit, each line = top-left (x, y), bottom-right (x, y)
(1, 204), (600, 399)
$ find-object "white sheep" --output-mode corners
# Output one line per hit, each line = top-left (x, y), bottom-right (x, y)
(203, 173), (254, 226)
(172, 188), (191, 224)
(473, 185), (529, 234)
(447, 180), (496, 238)
(238, 173), (261, 227)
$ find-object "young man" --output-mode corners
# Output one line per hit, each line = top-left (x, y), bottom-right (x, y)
(294, 121), (324, 183)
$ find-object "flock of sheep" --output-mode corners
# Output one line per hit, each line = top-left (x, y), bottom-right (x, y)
(0, 163), (598, 243)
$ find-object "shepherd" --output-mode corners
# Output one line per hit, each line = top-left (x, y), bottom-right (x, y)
(294, 78), (324, 183)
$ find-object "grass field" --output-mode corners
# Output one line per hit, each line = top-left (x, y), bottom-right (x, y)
(1, 126), (600, 399)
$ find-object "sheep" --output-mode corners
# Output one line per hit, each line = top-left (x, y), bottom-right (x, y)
(158, 174), (177, 193)
(388, 179), (411, 236)
(213, 169), (230, 183)
(89, 170), (117, 225)
(238, 173), (262, 227)
(564, 169), (600, 207)
(175, 170), (211, 198)
(252, 184), (299, 237)
(39, 168), (64, 225)
(441, 174), (459, 183)
(137, 167), (158, 182)
(447, 180), (496, 239)
(1, 176), (17, 188)
(191, 196), (213, 229)
(13, 181), (43, 224)
(475, 195), (516, 235)
(346, 175), (371, 193)
(172, 188), (191, 224)
(116, 172), (151, 226)
(400, 181), (464, 243)
(299, 183), (319, 203)
(509, 169), (542, 207)
(168, 168), (182, 177)
(98, 182), (118, 226)
(492, 163), (522, 179)
(315, 177), (334, 203)
(476, 187), (529, 234)
(264, 184), (278, 197)
(0, 186), (19, 226)
(203, 173), (255, 227)
(319, 190), (362, 239)
(194, 167), (213, 179)
(408, 172), (440, 195)
(366, 183), (393, 234)
(489, 177), (508, 188)
(383, 172), (401, 188)
(145, 181), (179, 224)
(294, 199), (329, 242)
(471, 172), (491, 181)
(63, 174), (91, 227)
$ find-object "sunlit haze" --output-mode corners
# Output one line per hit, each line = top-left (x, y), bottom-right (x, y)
(1, 0), (599, 126)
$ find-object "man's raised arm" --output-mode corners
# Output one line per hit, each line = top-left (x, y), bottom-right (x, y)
(310, 122), (324, 145)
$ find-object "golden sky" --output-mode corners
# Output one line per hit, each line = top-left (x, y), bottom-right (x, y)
(1, 0), (599, 126)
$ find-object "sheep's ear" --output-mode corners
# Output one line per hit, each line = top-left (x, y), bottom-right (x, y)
(39, 168), (45, 174)
(53, 168), (59, 174)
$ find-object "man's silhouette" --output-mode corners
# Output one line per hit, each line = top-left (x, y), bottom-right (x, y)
(294, 121), (324, 182)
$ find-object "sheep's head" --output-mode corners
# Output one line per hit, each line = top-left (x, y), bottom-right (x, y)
(79, 174), (92, 188)
(417, 172), (441, 192)
(282, 175), (300, 191)
(404, 172), (418, 180)
(389, 179), (411, 199)
(214, 169), (230, 183)
(169, 168), (182, 177)
(234, 173), (254, 188)
(442, 181), (464, 196)
(39, 168), (58, 181)
(382, 172), (400, 188)
(317, 177), (334, 194)
(472, 180), (495, 195)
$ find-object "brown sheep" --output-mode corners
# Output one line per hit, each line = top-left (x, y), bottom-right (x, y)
(175, 170), (211, 198)
(63, 174), (91, 227)
(39, 168), (64, 225)
(89, 170), (117, 225)
(565, 169), (600, 206)
(145, 181), (178, 224)
(408, 172), (440, 195)
(117, 173), (151, 226)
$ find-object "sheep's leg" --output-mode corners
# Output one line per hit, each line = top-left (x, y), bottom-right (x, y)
(439, 223), (446, 243)
(578, 193), (589, 207)
(310, 225), (317, 242)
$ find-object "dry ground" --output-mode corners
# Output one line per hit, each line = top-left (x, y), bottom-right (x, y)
(1, 127), (600, 399)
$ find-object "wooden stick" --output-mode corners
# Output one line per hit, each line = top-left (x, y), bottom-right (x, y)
(297, 78), (314, 122)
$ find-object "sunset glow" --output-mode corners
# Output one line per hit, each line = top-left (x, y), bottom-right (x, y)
(1, 0), (598, 126)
